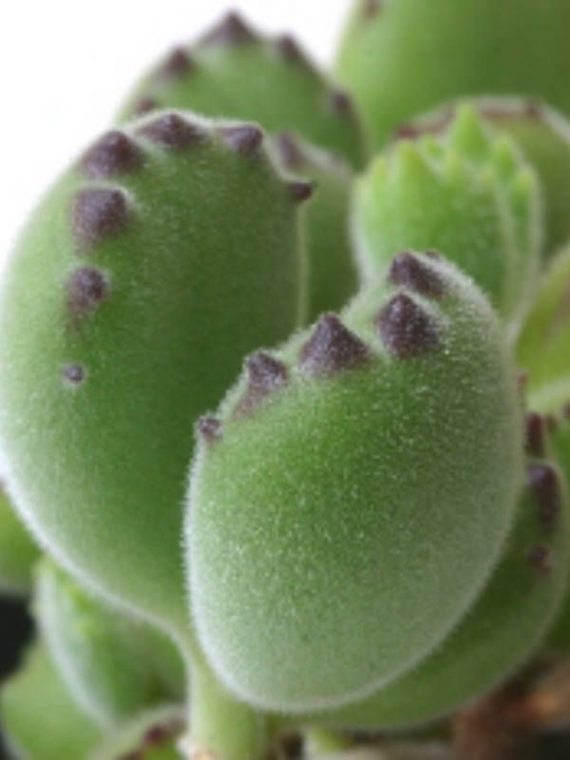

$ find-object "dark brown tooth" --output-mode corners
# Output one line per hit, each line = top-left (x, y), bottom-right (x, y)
(527, 463), (562, 533)
(329, 90), (354, 116)
(143, 725), (170, 748)
(545, 414), (559, 434)
(236, 352), (289, 416)
(527, 545), (553, 577)
(62, 363), (87, 387)
(363, 0), (382, 19)
(275, 35), (310, 67)
(67, 267), (109, 319)
(220, 125), (263, 156)
(274, 132), (306, 170)
(563, 403), (570, 421)
(388, 252), (446, 298)
(300, 314), (370, 377)
(525, 413), (546, 458)
(137, 113), (205, 150)
(160, 47), (193, 78)
(393, 113), (451, 142)
(197, 416), (223, 444)
(377, 293), (441, 359)
(80, 131), (143, 180)
(525, 99), (542, 119)
(287, 181), (314, 203)
(199, 12), (257, 47)
(393, 123), (421, 140)
(133, 97), (159, 116)
(71, 188), (130, 250)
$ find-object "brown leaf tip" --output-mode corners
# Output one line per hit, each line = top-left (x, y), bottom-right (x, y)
(363, 0), (382, 19)
(275, 35), (311, 67)
(300, 314), (370, 377)
(219, 124), (264, 156)
(62, 363), (87, 388)
(71, 187), (130, 250)
(274, 132), (306, 170)
(287, 180), (314, 203)
(388, 251), (446, 299)
(160, 47), (194, 78)
(236, 352), (289, 417)
(525, 413), (546, 458)
(527, 463), (562, 533)
(329, 89), (354, 117)
(137, 113), (206, 150)
(133, 97), (159, 117)
(527, 545), (553, 577)
(80, 131), (144, 180)
(197, 416), (223, 444)
(199, 12), (257, 47)
(67, 267), (109, 320)
(377, 293), (441, 359)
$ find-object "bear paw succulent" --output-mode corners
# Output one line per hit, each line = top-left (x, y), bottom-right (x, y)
(187, 251), (523, 713)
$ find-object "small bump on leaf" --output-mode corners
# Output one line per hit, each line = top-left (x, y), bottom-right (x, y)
(71, 188), (130, 250)
(300, 314), (370, 377)
(199, 12), (257, 47)
(287, 180), (314, 203)
(197, 416), (223, 445)
(274, 132), (306, 170)
(527, 463), (562, 533)
(67, 267), (109, 319)
(80, 131), (144, 180)
(388, 251), (446, 298)
(160, 47), (194, 78)
(137, 113), (206, 150)
(275, 35), (311, 68)
(236, 352), (289, 417)
(133, 97), (159, 116)
(377, 293), (441, 359)
(329, 89), (354, 116)
(525, 413), (546, 458)
(62, 363), (87, 388)
(363, 0), (382, 19)
(219, 125), (263, 156)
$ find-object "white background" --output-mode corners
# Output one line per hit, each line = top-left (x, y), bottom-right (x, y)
(0, 1), (350, 260)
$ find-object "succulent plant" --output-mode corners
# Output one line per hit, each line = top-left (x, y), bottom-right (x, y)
(35, 558), (185, 728)
(336, 0), (570, 148)
(6, 7), (570, 760)
(0, 484), (39, 597)
(187, 251), (523, 713)
(117, 12), (366, 170)
(353, 105), (542, 318)
(0, 110), (307, 635)
(395, 97), (570, 259)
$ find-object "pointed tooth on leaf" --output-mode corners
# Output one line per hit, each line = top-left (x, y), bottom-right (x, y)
(299, 314), (370, 377)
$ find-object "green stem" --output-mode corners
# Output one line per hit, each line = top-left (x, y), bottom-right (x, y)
(187, 660), (270, 760)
